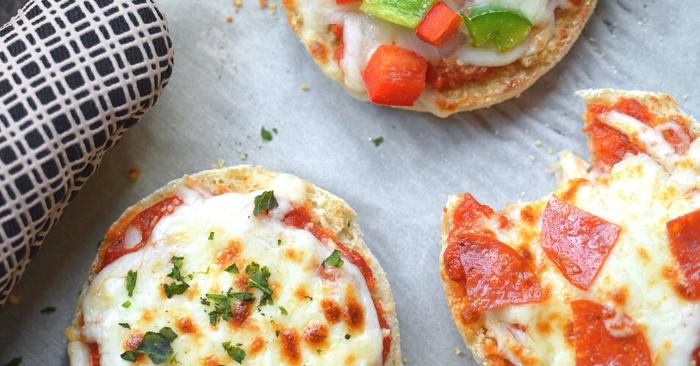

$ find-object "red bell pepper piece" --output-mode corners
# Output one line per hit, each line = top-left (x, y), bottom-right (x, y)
(362, 44), (427, 106)
(416, 1), (462, 46)
(336, 0), (359, 4)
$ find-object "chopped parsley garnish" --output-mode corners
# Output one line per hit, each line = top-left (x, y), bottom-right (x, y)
(253, 191), (278, 216)
(323, 250), (344, 268)
(120, 327), (178, 364)
(345, 333), (351, 340)
(4, 357), (21, 366)
(231, 291), (254, 302)
(202, 289), (254, 325)
(122, 300), (132, 308)
(245, 262), (273, 306)
(208, 231), (215, 240)
(223, 341), (246, 363)
(371, 136), (384, 147)
(203, 293), (232, 325)
(279, 306), (288, 315)
(163, 256), (190, 298)
(126, 270), (137, 297)
(40, 306), (56, 314)
(261, 127), (273, 142)
(304, 295), (313, 301)
(224, 263), (239, 274)
(119, 322), (131, 329)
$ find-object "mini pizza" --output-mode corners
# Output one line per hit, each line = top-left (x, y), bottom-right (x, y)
(282, 0), (596, 117)
(440, 89), (700, 365)
(66, 166), (400, 365)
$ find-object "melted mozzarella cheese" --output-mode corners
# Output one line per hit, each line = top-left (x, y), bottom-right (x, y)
(296, 0), (568, 106)
(474, 132), (700, 364)
(69, 175), (383, 366)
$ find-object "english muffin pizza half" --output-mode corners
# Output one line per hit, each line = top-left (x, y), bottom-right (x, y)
(66, 166), (400, 365)
(440, 89), (700, 365)
(283, 0), (596, 117)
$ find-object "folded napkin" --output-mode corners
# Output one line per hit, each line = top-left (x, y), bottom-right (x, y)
(0, 0), (174, 304)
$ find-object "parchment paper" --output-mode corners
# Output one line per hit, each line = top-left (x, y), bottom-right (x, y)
(1, 0), (699, 364)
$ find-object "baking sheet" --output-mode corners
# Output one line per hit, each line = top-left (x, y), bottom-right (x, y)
(1, 0), (699, 364)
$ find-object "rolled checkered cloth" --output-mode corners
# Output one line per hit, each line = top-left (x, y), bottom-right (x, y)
(0, 0), (174, 304)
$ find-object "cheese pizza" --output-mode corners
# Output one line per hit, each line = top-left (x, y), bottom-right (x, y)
(440, 89), (700, 365)
(283, 0), (596, 117)
(66, 166), (400, 365)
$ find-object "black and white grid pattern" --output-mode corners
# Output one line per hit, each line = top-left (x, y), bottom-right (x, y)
(0, 0), (173, 304)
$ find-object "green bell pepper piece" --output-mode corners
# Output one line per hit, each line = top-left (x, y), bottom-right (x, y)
(462, 6), (532, 53)
(360, 0), (436, 29)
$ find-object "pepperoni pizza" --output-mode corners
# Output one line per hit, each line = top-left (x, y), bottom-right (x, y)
(440, 89), (700, 365)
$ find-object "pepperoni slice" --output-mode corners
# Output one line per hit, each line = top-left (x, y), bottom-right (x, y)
(97, 196), (183, 272)
(666, 208), (700, 299)
(584, 98), (692, 170)
(88, 342), (100, 366)
(584, 101), (642, 170)
(540, 196), (620, 290)
(450, 193), (511, 237)
(447, 232), (542, 312)
(452, 194), (495, 230)
(571, 300), (651, 366)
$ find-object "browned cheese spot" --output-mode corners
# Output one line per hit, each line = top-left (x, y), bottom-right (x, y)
(201, 356), (220, 366)
(284, 247), (302, 262)
(536, 320), (551, 334)
(294, 285), (309, 300)
(520, 205), (537, 226)
(216, 239), (241, 265)
(280, 328), (302, 365)
(176, 316), (197, 334)
(343, 286), (365, 334)
(344, 354), (356, 365)
(560, 178), (589, 203)
(235, 274), (249, 290)
(141, 309), (154, 322)
(307, 41), (328, 64)
(321, 298), (342, 324)
(249, 336), (265, 356)
(303, 321), (329, 349)
(610, 287), (628, 305)
(637, 247), (651, 262)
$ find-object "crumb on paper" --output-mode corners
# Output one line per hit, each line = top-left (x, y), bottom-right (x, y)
(269, 2), (277, 14)
(225, 15), (233, 23)
(234, 0), (242, 8)
(212, 159), (225, 169)
(240, 152), (249, 161)
(259, 0), (267, 8)
(300, 83), (310, 91)
(529, 155), (536, 161)
(535, 139), (543, 147)
(454, 346), (463, 355)
(546, 147), (554, 155)
(127, 169), (140, 180)
(8, 293), (20, 305)
(402, 358), (409, 363)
